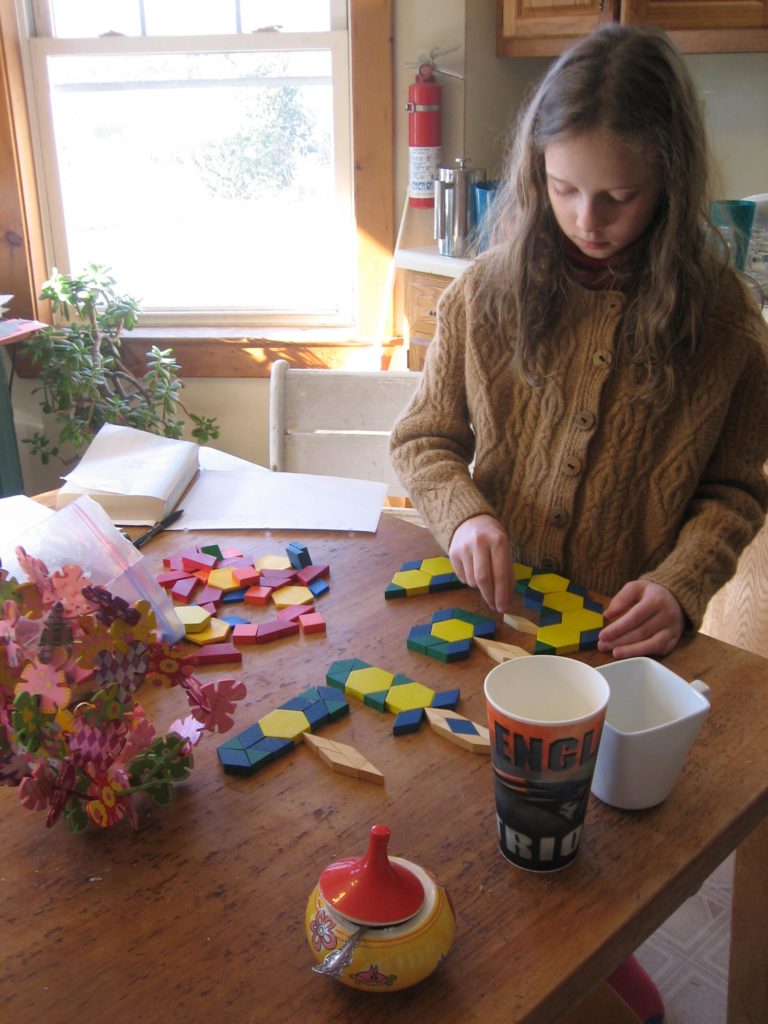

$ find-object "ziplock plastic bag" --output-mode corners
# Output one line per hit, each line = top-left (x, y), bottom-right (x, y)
(2, 495), (184, 643)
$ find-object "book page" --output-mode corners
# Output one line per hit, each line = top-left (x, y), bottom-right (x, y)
(62, 423), (198, 498)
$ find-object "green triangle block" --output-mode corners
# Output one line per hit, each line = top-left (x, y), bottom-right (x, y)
(384, 582), (406, 600)
(323, 699), (350, 721)
(201, 544), (224, 560)
(424, 642), (453, 663)
(325, 660), (359, 688)
(297, 687), (322, 702)
(246, 746), (275, 770)
(391, 672), (415, 687)
(407, 636), (432, 655)
(534, 640), (556, 654)
(452, 609), (495, 627)
(363, 690), (390, 712)
(217, 735), (246, 750)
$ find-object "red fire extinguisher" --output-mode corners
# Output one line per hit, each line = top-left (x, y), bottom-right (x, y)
(406, 61), (441, 208)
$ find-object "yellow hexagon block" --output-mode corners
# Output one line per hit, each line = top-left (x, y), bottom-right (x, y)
(431, 618), (474, 643)
(527, 572), (570, 595)
(542, 591), (587, 613)
(185, 617), (231, 646)
(346, 666), (394, 700)
(535, 623), (582, 654)
(419, 556), (455, 577)
(391, 569), (432, 595)
(175, 605), (213, 633)
(386, 681), (435, 714)
(258, 708), (311, 744)
(255, 555), (291, 570)
(207, 567), (240, 592)
(513, 562), (533, 584)
(271, 585), (314, 609)
(560, 608), (604, 632)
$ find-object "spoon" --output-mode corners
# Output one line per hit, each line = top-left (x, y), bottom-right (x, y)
(312, 925), (368, 978)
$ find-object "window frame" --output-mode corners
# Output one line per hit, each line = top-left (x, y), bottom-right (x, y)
(28, 29), (355, 328)
(2, 0), (394, 373)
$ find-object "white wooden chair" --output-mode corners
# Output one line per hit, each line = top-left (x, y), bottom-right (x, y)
(268, 359), (422, 512)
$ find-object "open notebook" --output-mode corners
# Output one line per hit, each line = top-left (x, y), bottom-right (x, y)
(56, 423), (199, 525)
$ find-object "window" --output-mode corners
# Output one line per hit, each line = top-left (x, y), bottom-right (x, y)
(23, 1), (359, 327)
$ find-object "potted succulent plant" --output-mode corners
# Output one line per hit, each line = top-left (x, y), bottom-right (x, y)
(22, 263), (219, 465)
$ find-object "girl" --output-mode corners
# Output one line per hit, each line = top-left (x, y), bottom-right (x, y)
(390, 24), (768, 659)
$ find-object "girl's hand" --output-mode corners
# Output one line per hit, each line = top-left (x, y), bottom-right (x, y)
(598, 580), (685, 659)
(448, 514), (513, 613)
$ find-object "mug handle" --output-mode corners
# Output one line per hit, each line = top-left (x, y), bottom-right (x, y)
(690, 678), (711, 699)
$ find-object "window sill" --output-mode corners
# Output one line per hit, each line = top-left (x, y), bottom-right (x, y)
(12, 328), (406, 379)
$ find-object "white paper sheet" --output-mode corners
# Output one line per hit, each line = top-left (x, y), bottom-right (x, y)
(199, 446), (270, 473)
(168, 466), (387, 532)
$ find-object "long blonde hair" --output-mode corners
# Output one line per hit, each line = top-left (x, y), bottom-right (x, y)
(485, 24), (727, 404)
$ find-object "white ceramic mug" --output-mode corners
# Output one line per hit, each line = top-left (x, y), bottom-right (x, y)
(591, 658), (710, 811)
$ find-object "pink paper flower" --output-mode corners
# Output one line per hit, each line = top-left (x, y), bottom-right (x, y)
(18, 761), (54, 811)
(118, 713), (156, 764)
(15, 547), (57, 607)
(189, 678), (247, 733)
(18, 649), (71, 712)
(51, 565), (97, 617)
(169, 714), (206, 750)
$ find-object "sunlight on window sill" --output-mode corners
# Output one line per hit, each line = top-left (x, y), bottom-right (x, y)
(120, 328), (406, 376)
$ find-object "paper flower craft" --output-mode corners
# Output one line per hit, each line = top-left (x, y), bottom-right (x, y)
(0, 547), (246, 832)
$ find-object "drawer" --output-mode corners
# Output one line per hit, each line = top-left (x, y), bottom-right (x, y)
(405, 272), (452, 340)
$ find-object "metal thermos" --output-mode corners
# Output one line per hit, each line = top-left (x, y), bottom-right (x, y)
(434, 158), (485, 257)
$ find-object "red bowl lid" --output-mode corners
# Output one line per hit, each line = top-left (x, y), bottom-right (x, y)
(318, 824), (425, 926)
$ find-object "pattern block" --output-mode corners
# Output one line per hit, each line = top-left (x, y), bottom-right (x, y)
(424, 707), (490, 755)
(384, 555), (467, 600)
(473, 636), (530, 664)
(325, 659), (460, 735)
(217, 686), (349, 776)
(303, 733), (384, 785)
(407, 608), (496, 663)
(508, 562), (605, 654)
(159, 540), (332, 652)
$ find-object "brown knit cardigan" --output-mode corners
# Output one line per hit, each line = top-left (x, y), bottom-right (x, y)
(390, 260), (768, 628)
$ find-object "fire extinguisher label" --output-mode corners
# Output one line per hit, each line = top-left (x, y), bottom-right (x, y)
(409, 146), (442, 201)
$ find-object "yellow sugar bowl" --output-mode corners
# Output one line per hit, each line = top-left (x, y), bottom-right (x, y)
(305, 823), (456, 991)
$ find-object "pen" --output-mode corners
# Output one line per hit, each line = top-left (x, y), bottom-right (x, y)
(133, 509), (184, 550)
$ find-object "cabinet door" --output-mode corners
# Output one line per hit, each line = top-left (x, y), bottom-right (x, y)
(624, 0), (768, 30)
(498, 0), (617, 57)
(622, 0), (768, 51)
(404, 272), (451, 371)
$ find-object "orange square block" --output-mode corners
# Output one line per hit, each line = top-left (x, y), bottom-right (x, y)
(232, 624), (260, 645)
(245, 585), (273, 605)
(299, 612), (326, 635)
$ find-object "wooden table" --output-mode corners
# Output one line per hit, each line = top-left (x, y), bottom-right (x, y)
(2, 515), (767, 1023)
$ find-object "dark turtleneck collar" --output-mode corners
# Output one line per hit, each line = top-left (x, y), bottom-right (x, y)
(562, 235), (640, 290)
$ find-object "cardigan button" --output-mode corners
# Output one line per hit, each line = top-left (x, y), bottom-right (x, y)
(592, 349), (612, 368)
(563, 456), (582, 477)
(551, 507), (569, 528)
(540, 556), (560, 572)
(574, 410), (595, 430)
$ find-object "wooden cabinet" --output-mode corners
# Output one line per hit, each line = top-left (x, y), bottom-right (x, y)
(499, 0), (616, 57)
(403, 271), (452, 371)
(498, 0), (768, 55)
